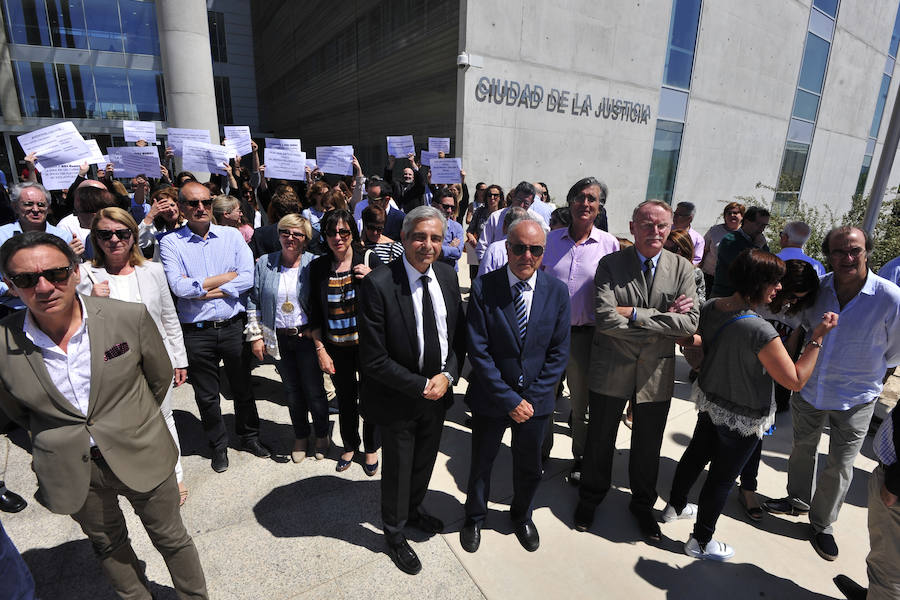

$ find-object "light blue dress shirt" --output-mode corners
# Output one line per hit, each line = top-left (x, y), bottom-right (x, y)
(158, 224), (254, 323)
(800, 271), (900, 410)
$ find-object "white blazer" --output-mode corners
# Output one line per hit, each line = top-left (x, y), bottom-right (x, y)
(77, 261), (188, 368)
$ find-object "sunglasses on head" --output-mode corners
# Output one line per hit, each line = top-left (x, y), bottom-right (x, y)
(508, 243), (544, 257)
(325, 228), (352, 239)
(7, 265), (73, 288)
(95, 228), (133, 242)
(183, 199), (213, 208)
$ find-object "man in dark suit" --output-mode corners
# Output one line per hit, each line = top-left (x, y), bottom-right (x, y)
(359, 205), (465, 575)
(574, 200), (698, 542)
(0, 232), (207, 598)
(461, 217), (570, 553)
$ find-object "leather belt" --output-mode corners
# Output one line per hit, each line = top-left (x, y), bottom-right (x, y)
(182, 314), (243, 331)
(276, 327), (308, 337)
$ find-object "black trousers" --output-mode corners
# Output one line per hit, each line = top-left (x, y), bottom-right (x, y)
(579, 392), (670, 512)
(183, 320), (259, 451)
(327, 343), (377, 453)
(380, 402), (446, 542)
(465, 413), (548, 526)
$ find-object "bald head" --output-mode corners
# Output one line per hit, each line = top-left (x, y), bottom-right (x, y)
(77, 179), (107, 191)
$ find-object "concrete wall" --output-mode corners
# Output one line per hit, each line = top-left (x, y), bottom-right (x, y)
(209, 0), (260, 131)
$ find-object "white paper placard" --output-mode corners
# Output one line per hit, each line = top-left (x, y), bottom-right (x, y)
(305, 159), (318, 171)
(386, 135), (415, 157)
(122, 120), (157, 143)
(420, 150), (439, 167)
(315, 146), (354, 176)
(83, 139), (107, 165)
(40, 161), (82, 191)
(427, 137), (450, 153)
(181, 141), (229, 175)
(263, 148), (307, 180)
(429, 158), (462, 184)
(106, 147), (161, 178)
(17, 122), (91, 169)
(223, 125), (252, 156)
(265, 138), (301, 151)
(167, 128), (211, 156)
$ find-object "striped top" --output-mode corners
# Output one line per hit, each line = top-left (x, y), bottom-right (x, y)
(325, 270), (358, 346)
(366, 241), (403, 265)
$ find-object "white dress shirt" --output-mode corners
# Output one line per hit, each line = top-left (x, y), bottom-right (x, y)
(402, 255), (448, 373)
(506, 265), (538, 322)
(24, 296), (94, 444)
(475, 207), (550, 259)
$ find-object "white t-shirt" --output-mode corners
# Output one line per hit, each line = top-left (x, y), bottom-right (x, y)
(106, 271), (141, 303)
(57, 213), (90, 245)
(274, 266), (308, 328)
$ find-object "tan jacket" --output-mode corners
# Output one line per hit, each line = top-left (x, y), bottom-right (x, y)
(0, 296), (176, 514)
(589, 247), (698, 403)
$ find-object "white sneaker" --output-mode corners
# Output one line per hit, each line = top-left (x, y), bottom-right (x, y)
(684, 535), (734, 561)
(661, 502), (697, 523)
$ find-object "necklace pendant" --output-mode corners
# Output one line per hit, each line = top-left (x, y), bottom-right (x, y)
(281, 301), (295, 313)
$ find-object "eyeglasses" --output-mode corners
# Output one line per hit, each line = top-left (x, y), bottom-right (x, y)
(829, 247), (865, 260)
(365, 224), (384, 233)
(438, 203), (455, 210)
(278, 229), (307, 240)
(95, 228), (133, 242)
(508, 243), (544, 257)
(325, 228), (352, 239)
(182, 199), (214, 208)
(20, 202), (47, 210)
(7, 265), (73, 288)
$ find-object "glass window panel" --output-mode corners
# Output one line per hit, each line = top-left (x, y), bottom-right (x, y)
(792, 89), (819, 121)
(5, 0), (52, 46)
(55, 63), (94, 118)
(214, 75), (232, 125)
(891, 7), (900, 57)
(787, 118), (814, 144)
(808, 8), (834, 42)
(121, 0), (159, 55)
(867, 138), (877, 155)
(664, 47), (695, 90)
(774, 191), (799, 213)
(812, 0), (838, 18)
(92, 66), (134, 119)
(658, 87), (688, 122)
(129, 69), (165, 120)
(886, 56), (895, 76)
(777, 141), (810, 193)
(669, 0), (701, 52)
(856, 154), (872, 197)
(798, 32), (830, 95)
(646, 120), (684, 204)
(870, 74), (891, 139)
(208, 11), (226, 62)
(46, 0), (87, 48)
(82, 0), (122, 52)
(13, 60), (62, 117)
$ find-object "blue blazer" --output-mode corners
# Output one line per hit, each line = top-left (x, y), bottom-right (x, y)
(466, 267), (571, 418)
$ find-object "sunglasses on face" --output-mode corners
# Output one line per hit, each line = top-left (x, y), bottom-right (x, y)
(7, 265), (73, 288)
(278, 229), (307, 240)
(488, 192), (501, 198)
(20, 202), (47, 210)
(325, 228), (352, 239)
(95, 228), (133, 242)
(508, 243), (544, 257)
(439, 203), (455, 210)
(365, 224), (384, 233)
(182, 199), (214, 208)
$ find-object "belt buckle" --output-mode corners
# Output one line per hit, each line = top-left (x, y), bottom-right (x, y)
(286, 327), (300, 336)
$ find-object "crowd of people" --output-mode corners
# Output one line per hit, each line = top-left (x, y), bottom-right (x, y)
(0, 141), (896, 600)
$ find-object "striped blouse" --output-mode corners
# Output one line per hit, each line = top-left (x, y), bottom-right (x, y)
(366, 241), (403, 265)
(325, 270), (358, 346)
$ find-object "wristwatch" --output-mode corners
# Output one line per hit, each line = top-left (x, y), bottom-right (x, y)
(441, 371), (454, 386)
(806, 339), (823, 349)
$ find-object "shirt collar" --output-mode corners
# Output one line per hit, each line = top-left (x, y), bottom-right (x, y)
(24, 295), (88, 351)
(822, 269), (878, 297)
(562, 226), (603, 244)
(635, 248), (661, 269)
(506, 264), (538, 289)
(180, 223), (221, 241)
(402, 254), (435, 286)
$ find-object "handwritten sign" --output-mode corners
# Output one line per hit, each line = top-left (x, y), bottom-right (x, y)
(264, 148), (307, 180)
(167, 128), (211, 156)
(315, 146), (354, 176)
(386, 135), (415, 157)
(182, 141), (229, 176)
(429, 158), (462, 184)
(17, 122), (90, 169)
(428, 137), (450, 153)
(122, 120), (157, 143)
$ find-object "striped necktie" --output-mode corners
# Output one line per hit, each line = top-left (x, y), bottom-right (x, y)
(513, 280), (530, 341)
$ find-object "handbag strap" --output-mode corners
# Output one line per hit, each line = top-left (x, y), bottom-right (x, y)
(707, 314), (758, 349)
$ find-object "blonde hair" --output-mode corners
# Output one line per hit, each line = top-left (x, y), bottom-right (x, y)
(90, 207), (145, 268)
(212, 194), (240, 225)
(277, 214), (312, 241)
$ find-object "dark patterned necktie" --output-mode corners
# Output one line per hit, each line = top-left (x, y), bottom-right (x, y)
(513, 280), (530, 341)
(420, 275), (441, 377)
(643, 258), (654, 292)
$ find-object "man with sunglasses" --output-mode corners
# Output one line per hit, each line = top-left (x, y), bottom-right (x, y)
(0, 231), (208, 598)
(764, 226), (900, 564)
(434, 189), (464, 271)
(574, 200), (698, 542)
(159, 182), (270, 473)
(461, 217), (570, 553)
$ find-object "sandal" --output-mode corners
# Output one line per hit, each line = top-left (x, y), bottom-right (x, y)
(738, 487), (764, 522)
(178, 482), (189, 507)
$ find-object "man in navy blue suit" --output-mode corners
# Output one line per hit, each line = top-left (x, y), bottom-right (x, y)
(460, 217), (571, 553)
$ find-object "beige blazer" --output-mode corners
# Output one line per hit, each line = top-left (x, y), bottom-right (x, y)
(589, 246), (699, 403)
(0, 297), (176, 514)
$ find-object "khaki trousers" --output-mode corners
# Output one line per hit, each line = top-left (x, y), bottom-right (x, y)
(867, 464), (900, 600)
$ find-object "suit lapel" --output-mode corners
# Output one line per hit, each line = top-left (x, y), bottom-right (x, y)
(497, 271), (523, 350)
(626, 247), (648, 307)
(85, 299), (106, 415)
(436, 265), (457, 339)
(522, 272), (546, 349)
(391, 261), (418, 357)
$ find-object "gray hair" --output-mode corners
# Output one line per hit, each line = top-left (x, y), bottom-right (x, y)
(401, 205), (446, 238)
(10, 181), (50, 206)
(212, 194), (240, 221)
(503, 206), (529, 232)
(632, 199), (673, 221)
(507, 216), (545, 243)
(782, 220), (811, 246)
(675, 201), (696, 217)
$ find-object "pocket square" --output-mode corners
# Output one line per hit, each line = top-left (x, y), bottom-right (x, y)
(103, 342), (129, 361)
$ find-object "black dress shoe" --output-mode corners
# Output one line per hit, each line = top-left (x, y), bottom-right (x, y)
(459, 521), (481, 553)
(211, 449), (229, 473)
(0, 488), (27, 513)
(240, 438), (271, 458)
(408, 510), (444, 534)
(386, 537), (421, 575)
(514, 520), (540, 552)
(631, 508), (662, 542)
(574, 500), (595, 532)
(833, 574), (867, 600)
(812, 531), (839, 561)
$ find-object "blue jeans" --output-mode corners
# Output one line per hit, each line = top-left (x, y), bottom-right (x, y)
(669, 411), (760, 545)
(277, 334), (329, 439)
